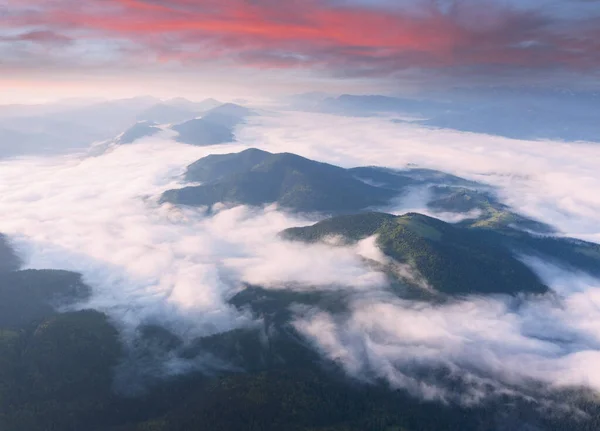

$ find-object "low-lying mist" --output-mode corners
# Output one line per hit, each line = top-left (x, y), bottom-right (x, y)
(1, 110), (600, 404)
(0, 137), (385, 340)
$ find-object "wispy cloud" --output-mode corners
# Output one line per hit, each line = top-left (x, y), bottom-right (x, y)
(2, 0), (600, 86)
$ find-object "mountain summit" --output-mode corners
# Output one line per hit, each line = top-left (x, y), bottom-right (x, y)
(161, 148), (398, 213)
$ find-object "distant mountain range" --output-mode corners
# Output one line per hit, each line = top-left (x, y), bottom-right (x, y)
(296, 89), (600, 142)
(117, 121), (162, 144)
(115, 102), (255, 147)
(172, 103), (255, 146)
(0, 96), (229, 158)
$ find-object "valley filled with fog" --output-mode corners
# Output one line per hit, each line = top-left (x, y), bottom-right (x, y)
(1, 95), (600, 430)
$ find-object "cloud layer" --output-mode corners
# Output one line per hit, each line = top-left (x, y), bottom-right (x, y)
(2, 0), (600, 87)
(296, 267), (600, 402)
(1, 110), (600, 404)
(0, 136), (385, 340)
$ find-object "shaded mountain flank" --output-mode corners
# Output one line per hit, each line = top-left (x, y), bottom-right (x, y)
(161, 149), (397, 213)
(0, 232), (599, 431)
(282, 212), (549, 296)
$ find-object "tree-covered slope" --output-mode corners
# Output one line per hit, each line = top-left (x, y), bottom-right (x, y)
(429, 186), (554, 233)
(161, 149), (398, 213)
(184, 148), (272, 183)
(425, 188), (600, 276)
(1, 234), (598, 431)
(0, 310), (123, 431)
(0, 271), (597, 431)
(102, 285), (600, 431)
(283, 212), (549, 296)
(0, 269), (91, 329)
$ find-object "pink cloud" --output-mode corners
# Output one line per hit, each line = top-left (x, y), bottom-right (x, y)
(2, 0), (599, 76)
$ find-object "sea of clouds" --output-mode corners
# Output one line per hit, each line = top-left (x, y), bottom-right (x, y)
(1, 109), (599, 402)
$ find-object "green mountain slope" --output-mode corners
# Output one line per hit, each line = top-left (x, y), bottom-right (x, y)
(0, 310), (122, 431)
(0, 272), (597, 431)
(0, 269), (91, 329)
(472, 226), (600, 277)
(429, 186), (554, 233)
(283, 212), (549, 296)
(161, 149), (397, 213)
(0, 236), (597, 431)
(184, 148), (272, 182)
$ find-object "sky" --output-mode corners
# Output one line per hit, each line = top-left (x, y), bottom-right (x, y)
(2, 0), (600, 102)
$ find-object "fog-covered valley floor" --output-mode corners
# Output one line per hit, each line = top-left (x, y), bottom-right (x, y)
(1, 108), (600, 428)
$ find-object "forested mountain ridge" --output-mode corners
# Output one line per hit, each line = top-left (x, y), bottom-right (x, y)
(161, 149), (398, 213)
(282, 212), (549, 296)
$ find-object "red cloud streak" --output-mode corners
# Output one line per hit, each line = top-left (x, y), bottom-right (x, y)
(4, 0), (600, 74)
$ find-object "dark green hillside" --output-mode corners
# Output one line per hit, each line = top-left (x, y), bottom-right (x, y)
(107, 367), (600, 431)
(105, 309), (600, 431)
(113, 368), (479, 431)
(473, 227), (600, 277)
(184, 148), (272, 182)
(282, 212), (396, 243)
(0, 279), (598, 431)
(426, 187), (600, 276)
(283, 212), (548, 296)
(230, 285), (351, 317)
(161, 149), (397, 213)
(0, 269), (91, 329)
(168, 149), (552, 227)
(428, 186), (490, 213)
(377, 213), (548, 295)
(429, 186), (554, 233)
(0, 238), (598, 430)
(0, 310), (122, 431)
